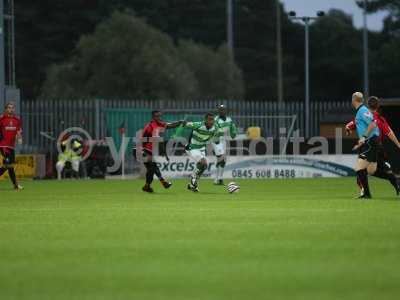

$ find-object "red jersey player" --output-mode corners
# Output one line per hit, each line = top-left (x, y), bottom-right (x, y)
(346, 96), (400, 195)
(141, 110), (184, 193)
(0, 102), (23, 190)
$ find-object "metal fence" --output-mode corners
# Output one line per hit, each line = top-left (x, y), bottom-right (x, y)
(20, 99), (352, 153)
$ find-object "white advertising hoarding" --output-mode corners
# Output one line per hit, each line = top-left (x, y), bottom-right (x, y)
(154, 155), (357, 179)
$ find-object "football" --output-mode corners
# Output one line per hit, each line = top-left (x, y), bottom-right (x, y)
(227, 182), (240, 193)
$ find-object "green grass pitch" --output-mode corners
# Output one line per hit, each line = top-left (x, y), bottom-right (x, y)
(1, 178), (400, 300)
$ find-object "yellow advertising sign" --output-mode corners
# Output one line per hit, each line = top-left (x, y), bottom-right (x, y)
(0, 155), (36, 179)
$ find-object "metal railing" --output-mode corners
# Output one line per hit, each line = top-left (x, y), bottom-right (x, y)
(19, 99), (352, 153)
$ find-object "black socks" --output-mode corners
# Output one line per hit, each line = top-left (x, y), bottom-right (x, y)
(374, 169), (398, 190)
(0, 167), (17, 187)
(0, 167), (6, 177)
(144, 162), (163, 185)
(357, 169), (371, 196)
(144, 162), (155, 185)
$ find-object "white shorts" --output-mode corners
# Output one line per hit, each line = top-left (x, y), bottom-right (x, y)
(186, 148), (206, 163)
(212, 141), (226, 156)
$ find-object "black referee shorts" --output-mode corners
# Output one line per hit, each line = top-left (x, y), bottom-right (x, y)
(358, 136), (378, 163)
(0, 148), (16, 166)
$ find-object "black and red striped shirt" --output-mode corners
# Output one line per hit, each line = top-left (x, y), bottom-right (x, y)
(142, 120), (167, 153)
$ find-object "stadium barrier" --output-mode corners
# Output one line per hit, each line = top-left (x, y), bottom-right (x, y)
(0, 154), (46, 180)
(153, 155), (356, 179)
(19, 98), (351, 153)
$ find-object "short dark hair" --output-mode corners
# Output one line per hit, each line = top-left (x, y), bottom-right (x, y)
(4, 102), (14, 109)
(368, 96), (380, 111)
(205, 112), (214, 119)
(152, 110), (161, 117)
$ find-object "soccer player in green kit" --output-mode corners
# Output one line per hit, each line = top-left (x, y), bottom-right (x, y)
(184, 113), (223, 192)
(212, 105), (237, 185)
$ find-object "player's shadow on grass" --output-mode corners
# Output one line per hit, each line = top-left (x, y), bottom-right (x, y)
(0, 187), (14, 191)
(140, 190), (224, 197)
(195, 192), (223, 195)
(157, 191), (222, 196)
(165, 191), (224, 196)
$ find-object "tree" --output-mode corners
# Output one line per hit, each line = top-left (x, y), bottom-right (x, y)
(233, 0), (279, 100)
(280, 9), (366, 100)
(15, 0), (229, 99)
(357, 0), (400, 36)
(41, 11), (198, 99)
(133, 0), (280, 100)
(15, 0), (113, 98)
(41, 11), (244, 100)
(16, 0), (278, 100)
(357, 0), (400, 17)
(178, 41), (244, 99)
(309, 9), (364, 99)
(369, 39), (400, 96)
(15, 0), (400, 101)
(356, 0), (400, 96)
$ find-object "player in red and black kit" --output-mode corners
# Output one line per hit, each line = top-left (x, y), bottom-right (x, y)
(346, 96), (400, 195)
(141, 110), (185, 193)
(0, 102), (23, 190)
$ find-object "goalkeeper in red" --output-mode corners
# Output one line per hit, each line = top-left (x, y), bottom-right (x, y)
(0, 102), (23, 190)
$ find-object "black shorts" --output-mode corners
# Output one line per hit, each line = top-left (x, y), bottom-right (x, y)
(141, 149), (153, 162)
(358, 136), (378, 163)
(0, 148), (16, 165)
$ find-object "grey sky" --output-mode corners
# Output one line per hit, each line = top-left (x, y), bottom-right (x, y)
(281, 0), (388, 31)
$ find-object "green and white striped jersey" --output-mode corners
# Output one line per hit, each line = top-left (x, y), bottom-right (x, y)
(185, 121), (221, 150)
(215, 116), (237, 140)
